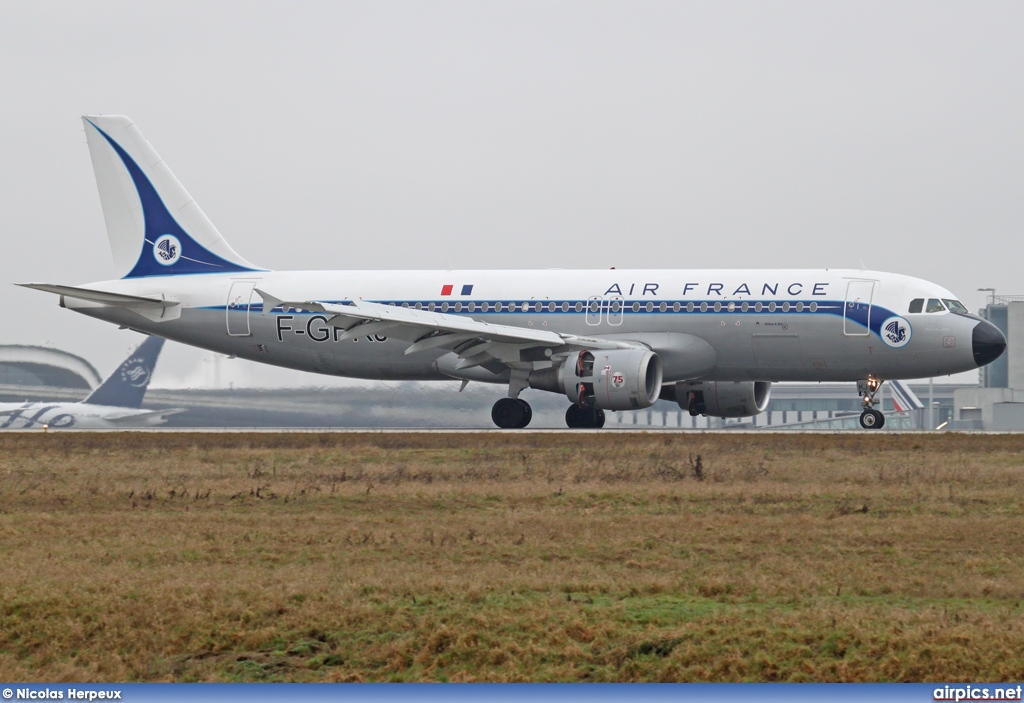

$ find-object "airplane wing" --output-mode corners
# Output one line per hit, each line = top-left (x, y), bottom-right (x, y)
(256, 289), (643, 370)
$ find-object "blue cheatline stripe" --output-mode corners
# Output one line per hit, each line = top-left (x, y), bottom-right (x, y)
(213, 299), (897, 335)
(0, 682), (987, 701)
(85, 120), (263, 279)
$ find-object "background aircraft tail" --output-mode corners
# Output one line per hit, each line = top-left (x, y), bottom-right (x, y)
(84, 336), (166, 408)
(889, 379), (925, 412)
(82, 115), (263, 279)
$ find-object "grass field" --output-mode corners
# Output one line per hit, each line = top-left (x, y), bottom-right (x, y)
(1, 431), (1023, 682)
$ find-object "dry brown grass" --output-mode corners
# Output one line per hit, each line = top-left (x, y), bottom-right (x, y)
(1, 431), (1023, 681)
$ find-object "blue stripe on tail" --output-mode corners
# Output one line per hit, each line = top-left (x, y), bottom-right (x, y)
(86, 120), (260, 278)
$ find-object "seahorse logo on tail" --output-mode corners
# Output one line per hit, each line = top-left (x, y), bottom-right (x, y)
(153, 234), (181, 266)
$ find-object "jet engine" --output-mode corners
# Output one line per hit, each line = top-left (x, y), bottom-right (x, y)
(671, 380), (772, 418)
(529, 348), (663, 411)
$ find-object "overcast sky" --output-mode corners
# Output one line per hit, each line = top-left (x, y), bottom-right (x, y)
(1, 1), (1021, 387)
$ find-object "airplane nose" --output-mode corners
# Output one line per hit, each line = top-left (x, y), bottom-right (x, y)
(972, 319), (1007, 367)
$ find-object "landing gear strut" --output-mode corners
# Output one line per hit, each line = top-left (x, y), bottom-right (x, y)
(857, 377), (885, 430)
(492, 397), (532, 429)
(565, 404), (606, 429)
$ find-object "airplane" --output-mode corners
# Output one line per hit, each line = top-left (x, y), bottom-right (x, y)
(0, 335), (181, 429)
(20, 115), (1007, 430)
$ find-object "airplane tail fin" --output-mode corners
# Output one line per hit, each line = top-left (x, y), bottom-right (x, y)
(84, 335), (165, 408)
(889, 379), (925, 412)
(82, 115), (264, 279)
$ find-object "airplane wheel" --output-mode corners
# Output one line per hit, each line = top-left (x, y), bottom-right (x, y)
(493, 398), (527, 429)
(565, 405), (586, 428)
(565, 405), (605, 429)
(516, 399), (533, 428)
(859, 409), (884, 430)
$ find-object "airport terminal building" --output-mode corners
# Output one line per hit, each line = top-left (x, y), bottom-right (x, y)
(952, 298), (1024, 430)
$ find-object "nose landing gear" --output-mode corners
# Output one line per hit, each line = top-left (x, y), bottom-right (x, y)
(857, 377), (885, 430)
(859, 408), (885, 429)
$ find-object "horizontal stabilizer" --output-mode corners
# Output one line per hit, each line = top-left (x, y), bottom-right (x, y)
(18, 283), (177, 308)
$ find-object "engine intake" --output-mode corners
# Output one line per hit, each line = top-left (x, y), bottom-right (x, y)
(529, 348), (663, 411)
(672, 380), (771, 418)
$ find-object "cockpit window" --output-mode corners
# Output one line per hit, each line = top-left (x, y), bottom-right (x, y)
(908, 298), (924, 314)
(926, 298), (946, 313)
(943, 299), (969, 314)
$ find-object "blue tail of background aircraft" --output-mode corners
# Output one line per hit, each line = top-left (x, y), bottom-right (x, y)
(83, 336), (165, 408)
(889, 379), (925, 412)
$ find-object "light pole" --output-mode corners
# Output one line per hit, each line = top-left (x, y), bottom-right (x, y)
(978, 287), (996, 308)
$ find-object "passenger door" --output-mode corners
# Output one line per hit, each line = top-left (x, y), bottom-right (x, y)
(844, 280), (875, 336)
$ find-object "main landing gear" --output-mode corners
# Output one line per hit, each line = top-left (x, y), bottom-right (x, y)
(858, 377), (885, 430)
(565, 404), (606, 429)
(489, 397), (608, 429)
(490, 365), (606, 429)
(491, 397), (533, 429)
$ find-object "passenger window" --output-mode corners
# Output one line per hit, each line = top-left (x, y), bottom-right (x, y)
(943, 299), (969, 314)
(926, 299), (945, 313)
(908, 299), (923, 314)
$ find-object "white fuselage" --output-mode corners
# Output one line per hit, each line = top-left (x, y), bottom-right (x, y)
(62, 267), (983, 384)
(0, 401), (171, 429)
